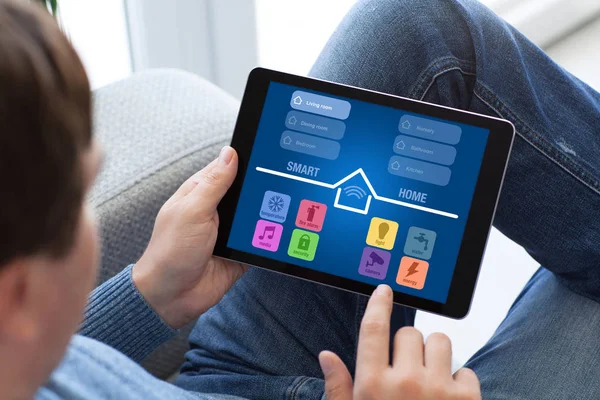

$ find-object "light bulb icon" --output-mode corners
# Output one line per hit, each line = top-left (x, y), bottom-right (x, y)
(378, 223), (389, 240)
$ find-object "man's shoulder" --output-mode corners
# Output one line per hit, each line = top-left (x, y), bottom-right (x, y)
(36, 335), (150, 399)
(36, 335), (245, 400)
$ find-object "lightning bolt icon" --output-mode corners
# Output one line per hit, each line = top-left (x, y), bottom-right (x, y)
(405, 262), (420, 277)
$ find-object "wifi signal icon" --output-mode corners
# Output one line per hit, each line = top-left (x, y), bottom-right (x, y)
(343, 185), (367, 199)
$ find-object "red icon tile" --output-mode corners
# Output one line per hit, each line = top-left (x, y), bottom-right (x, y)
(295, 200), (327, 232)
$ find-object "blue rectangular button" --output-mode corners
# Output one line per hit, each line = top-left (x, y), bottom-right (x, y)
(280, 130), (341, 160)
(399, 115), (462, 145)
(388, 156), (451, 186)
(290, 91), (351, 120)
(393, 135), (456, 165)
(285, 110), (346, 140)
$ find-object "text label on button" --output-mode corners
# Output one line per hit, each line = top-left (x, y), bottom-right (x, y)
(388, 155), (451, 186)
(399, 115), (462, 145)
(280, 130), (341, 160)
(393, 135), (457, 165)
(291, 90), (351, 120)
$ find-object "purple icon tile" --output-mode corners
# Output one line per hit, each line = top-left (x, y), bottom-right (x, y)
(252, 220), (283, 252)
(358, 247), (391, 280)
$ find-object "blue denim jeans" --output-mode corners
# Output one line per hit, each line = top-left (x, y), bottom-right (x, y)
(175, 0), (600, 398)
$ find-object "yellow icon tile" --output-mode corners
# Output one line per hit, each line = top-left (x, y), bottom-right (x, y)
(366, 217), (399, 250)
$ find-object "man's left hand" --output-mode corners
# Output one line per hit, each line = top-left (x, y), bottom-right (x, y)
(133, 146), (247, 329)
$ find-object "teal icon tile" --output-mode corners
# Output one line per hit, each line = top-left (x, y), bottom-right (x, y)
(404, 227), (437, 260)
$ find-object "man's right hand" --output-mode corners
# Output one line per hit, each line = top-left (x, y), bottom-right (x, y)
(318, 285), (481, 399)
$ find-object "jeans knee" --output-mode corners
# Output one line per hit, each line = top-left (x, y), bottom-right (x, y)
(310, 0), (479, 98)
(353, 0), (471, 37)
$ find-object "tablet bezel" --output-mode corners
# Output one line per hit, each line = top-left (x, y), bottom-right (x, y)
(215, 68), (514, 319)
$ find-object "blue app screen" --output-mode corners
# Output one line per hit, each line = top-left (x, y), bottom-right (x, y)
(228, 82), (489, 303)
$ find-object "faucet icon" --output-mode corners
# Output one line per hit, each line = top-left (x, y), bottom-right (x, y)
(414, 233), (429, 251)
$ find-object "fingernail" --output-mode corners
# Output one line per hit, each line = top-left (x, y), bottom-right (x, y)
(219, 146), (234, 166)
(373, 284), (391, 297)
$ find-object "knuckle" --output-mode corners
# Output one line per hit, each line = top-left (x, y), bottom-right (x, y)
(202, 170), (221, 186)
(355, 379), (380, 398)
(394, 374), (424, 396)
(428, 383), (451, 398)
(356, 371), (380, 388)
(360, 318), (387, 335)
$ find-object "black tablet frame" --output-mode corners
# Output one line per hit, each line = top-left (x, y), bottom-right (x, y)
(214, 68), (515, 319)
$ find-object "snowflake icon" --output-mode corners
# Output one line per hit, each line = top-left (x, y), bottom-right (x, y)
(268, 195), (285, 212)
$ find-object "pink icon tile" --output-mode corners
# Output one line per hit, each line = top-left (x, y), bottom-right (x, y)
(252, 220), (283, 252)
(296, 200), (327, 232)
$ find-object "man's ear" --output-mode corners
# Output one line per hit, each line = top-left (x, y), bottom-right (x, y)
(0, 260), (38, 342)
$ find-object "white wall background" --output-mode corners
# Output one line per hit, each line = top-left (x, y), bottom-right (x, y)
(58, 0), (131, 89)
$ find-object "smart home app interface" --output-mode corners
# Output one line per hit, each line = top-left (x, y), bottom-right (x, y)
(228, 82), (490, 303)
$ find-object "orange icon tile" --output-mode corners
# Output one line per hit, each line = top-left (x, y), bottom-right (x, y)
(396, 257), (429, 290)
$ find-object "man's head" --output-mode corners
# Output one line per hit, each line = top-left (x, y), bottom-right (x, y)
(0, 0), (102, 394)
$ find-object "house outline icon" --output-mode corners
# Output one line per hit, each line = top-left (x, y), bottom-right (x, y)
(293, 96), (302, 105)
(288, 116), (297, 125)
(402, 120), (411, 130)
(334, 181), (373, 215)
(396, 140), (406, 150)
(391, 161), (401, 170)
(282, 136), (292, 145)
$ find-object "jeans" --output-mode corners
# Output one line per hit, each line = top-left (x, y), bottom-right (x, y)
(175, 0), (600, 398)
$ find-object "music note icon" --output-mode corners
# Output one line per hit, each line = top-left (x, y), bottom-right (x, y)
(258, 225), (276, 240)
(252, 220), (283, 252)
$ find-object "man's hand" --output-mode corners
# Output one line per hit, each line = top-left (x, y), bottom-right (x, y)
(132, 146), (248, 329)
(319, 285), (481, 399)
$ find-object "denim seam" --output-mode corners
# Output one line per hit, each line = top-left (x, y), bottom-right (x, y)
(288, 376), (310, 400)
(409, 56), (476, 100)
(409, 56), (476, 98)
(419, 66), (477, 102)
(473, 82), (600, 196)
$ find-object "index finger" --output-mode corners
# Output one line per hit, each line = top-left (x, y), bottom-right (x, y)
(356, 285), (394, 375)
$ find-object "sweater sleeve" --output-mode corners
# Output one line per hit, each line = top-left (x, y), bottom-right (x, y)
(78, 265), (177, 363)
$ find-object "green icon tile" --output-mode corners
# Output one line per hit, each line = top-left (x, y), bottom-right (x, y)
(288, 229), (319, 261)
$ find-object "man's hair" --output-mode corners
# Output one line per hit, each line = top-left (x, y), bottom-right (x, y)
(0, 0), (92, 266)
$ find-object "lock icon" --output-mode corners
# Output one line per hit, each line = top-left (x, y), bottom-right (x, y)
(297, 234), (311, 251)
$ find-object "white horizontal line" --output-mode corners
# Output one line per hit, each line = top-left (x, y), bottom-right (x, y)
(255, 166), (458, 219)
(256, 167), (336, 188)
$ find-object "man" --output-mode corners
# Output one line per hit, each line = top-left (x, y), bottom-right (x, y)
(1, 0), (599, 399)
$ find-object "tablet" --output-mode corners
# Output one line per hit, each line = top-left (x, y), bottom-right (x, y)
(215, 68), (514, 319)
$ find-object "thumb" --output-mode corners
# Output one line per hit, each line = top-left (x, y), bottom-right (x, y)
(189, 146), (238, 213)
(319, 351), (353, 400)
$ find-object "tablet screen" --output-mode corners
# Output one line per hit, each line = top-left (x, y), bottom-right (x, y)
(227, 82), (490, 304)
